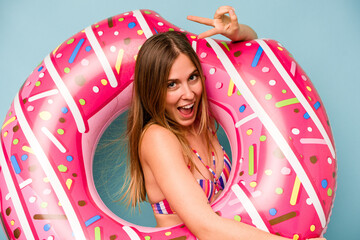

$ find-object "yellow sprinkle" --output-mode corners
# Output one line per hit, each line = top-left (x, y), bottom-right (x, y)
(250, 80), (256, 85)
(43, 177), (50, 183)
(310, 225), (315, 232)
(277, 47), (283, 51)
(250, 181), (257, 188)
(115, 49), (124, 74)
(227, 79), (235, 96)
(191, 35), (196, 39)
(52, 44), (61, 55)
(265, 169), (272, 176)
(22, 146), (34, 154)
(306, 86), (312, 91)
(41, 202), (48, 208)
(3, 131), (8, 137)
(101, 79), (108, 86)
(66, 179), (73, 190)
(246, 129), (253, 135)
(290, 176), (301, 206)
(11, 220), (15, 226)
(2, 116), (16, 130)
(137, 30), (144, 35)
(39, 111), (52, 121)
(165, 232), (172, 236)
(293, 234), (299, 240)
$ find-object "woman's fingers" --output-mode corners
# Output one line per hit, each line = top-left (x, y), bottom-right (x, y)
(187, 15), (214, 27)
(197, 28), (219, 39)
(213, 6), (235, 20)
(228, 9), (239, 30)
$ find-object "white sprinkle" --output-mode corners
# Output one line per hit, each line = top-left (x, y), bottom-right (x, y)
(307, 127), (313, 132)
(328, 157), (332, 164)
(29, 196), (37, 203)
(39, 72), (45, 78)
(93, 86), (100, 93)
(98, 31), (103, 36)
(110, 46), (116, 52)
(269, 80), (276, 86)
(292, 128), (300, 135)
(281, 167), (291, 175)
(209, 68), (216, 75)
(81, 59), (89, 66)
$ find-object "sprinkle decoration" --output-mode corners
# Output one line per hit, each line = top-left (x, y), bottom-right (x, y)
(0, 9), (336, 240)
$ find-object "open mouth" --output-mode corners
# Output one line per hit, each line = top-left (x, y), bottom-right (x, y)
(178, 103), (194, 116)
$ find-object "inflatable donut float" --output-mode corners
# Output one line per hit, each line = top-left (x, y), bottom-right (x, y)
(0, 9), (336, 240)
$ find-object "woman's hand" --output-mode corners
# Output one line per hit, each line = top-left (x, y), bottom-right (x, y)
(187, 5), (257, 41)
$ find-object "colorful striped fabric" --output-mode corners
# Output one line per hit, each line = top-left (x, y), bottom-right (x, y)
(151, 148), (232, 215)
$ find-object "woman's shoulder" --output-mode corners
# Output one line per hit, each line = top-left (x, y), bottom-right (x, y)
(141, 124), (180, 152)
(140, 124), (184, 165)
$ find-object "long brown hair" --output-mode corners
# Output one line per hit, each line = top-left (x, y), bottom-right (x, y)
(122, 31), (214, 208)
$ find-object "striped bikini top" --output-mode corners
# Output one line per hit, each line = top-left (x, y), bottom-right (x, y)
(151, 147), (231, 215)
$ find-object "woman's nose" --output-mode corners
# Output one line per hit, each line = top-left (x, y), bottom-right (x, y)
(181, 83), (195, 99)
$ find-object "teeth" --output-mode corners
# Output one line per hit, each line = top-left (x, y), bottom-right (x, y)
(182, 103), (194, 109)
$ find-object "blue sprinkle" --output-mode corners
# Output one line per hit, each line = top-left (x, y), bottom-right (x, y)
(44, 224), (51, 231)
(239, 105), (246, 113)
(321, 179), (328, 189)
(251, 46), (263, 67)
(314, 101), (321, 110)
(69, 38), (85, 64)
(303, 112), (310, 119)
(85, 215), (101, 227)
(128, 22), (136, 29)
(21, 154), (28, 161)
(66, 155), (74, 162)
(154, 28), (158, 34)
(269, 208), (277, 216)
(10, 155), (21, 174)
(61, 107), (69, 114)
(38, 66), (44, 72)
(85, 46), (92, 52)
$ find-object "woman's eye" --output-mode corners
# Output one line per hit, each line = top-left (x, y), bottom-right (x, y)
(167, 81), (176, 88)
(189, 74), (198, 81)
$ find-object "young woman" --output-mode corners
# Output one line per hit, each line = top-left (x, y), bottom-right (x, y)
(124, 6), (326, 240)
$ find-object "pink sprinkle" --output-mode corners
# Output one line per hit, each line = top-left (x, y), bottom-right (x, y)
(200, 52), (207, 58)
(215, 82), (223, 89)
(27, 106), (34, 112)
(56, 53), (63, 59)
(290, 61), (296, 76)
(262, 67), (270, 73)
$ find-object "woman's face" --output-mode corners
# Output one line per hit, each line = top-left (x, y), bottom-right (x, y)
(165, 53), (203, 128)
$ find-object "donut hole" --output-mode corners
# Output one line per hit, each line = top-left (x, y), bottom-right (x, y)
(93, 111), (231, 227)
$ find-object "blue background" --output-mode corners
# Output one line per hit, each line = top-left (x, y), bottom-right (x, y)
(0, 0), (359, 239)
